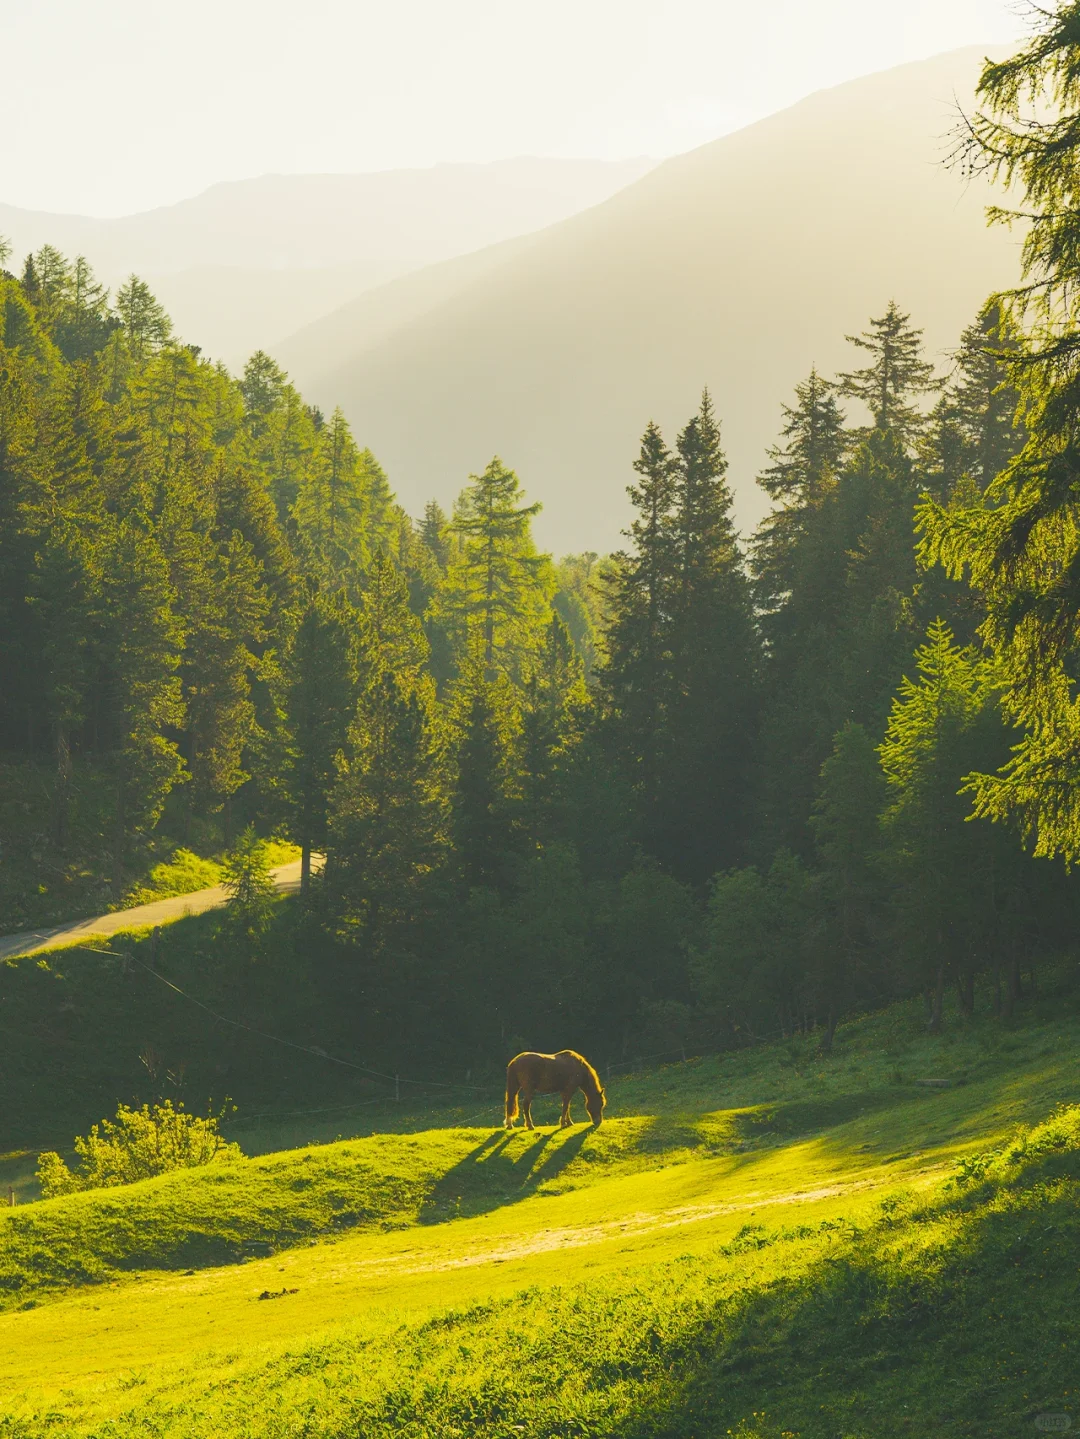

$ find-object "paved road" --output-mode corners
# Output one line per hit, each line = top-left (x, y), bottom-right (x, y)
(0, 859), (311, 962)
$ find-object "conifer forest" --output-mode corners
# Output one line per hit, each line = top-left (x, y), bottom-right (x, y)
(6, 24), (1080, 1079)
(7, 9), (1080, 1435)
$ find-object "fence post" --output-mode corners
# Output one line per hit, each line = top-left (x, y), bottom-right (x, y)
(7, 1186), (14, 1207)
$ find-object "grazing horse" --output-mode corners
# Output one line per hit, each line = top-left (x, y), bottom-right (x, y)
(504, 1050), (606, 1130)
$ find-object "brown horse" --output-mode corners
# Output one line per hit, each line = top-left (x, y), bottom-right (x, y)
(504, 1050), (606, 1130)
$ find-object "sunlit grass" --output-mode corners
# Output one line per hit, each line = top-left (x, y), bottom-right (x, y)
(1, 987), (1078, 1436)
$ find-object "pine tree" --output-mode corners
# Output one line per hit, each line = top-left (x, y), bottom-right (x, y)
(327, 559), (446, 949)
(839, 302), (938, 445)
(53, 256), (116, 362)
(420, 499), (451, 569)
(919, 301), (1023, 501)
(754, 426), (920, 856)
(222, 825), (277, 952)
(278, 590), (358, 893)
(292, 407), (370, 586)
(600, 420), (678, 821)
(917, 8), (1080, 862)
(518, 613), (588, 847)
(878, 620), (1001, 1029)
(437, 457), (553, 682)
(113, 276), (173, 366)
(97, 517), (186, 888)
(451, 668), (518, 891)
(809, 722), (885, 1048)
(660, 391), (759, 882)
(752, 368), (847, 632)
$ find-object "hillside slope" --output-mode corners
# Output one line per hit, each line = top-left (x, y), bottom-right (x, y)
(281, 47), (1020, 551)
(0, 158), (654, 368)
(2, 989), (1078, 1436)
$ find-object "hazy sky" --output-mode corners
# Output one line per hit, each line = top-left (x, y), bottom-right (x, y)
(1, 0), (1028, 217)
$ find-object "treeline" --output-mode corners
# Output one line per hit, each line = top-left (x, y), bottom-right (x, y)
(5, 7), (1080, 1082)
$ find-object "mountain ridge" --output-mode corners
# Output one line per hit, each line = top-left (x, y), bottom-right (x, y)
(275, 46), (1019, 551)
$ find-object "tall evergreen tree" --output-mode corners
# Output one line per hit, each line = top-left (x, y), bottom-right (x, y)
(920, 7), (1080, 863)
(752, 368), (848, 632)
(518, 613), (588, 847)
(878, 620), (1000, 1029)
(278, 590), (358, 893)
(660, 391), (759, 882)
(437, 457), (552, 682)
(808, 722), (885, 1048)
(600, 420), (679, 821)
(327, 557), (446, 950)
(451, 668), (518, 891)
(839, 301), (938, 445)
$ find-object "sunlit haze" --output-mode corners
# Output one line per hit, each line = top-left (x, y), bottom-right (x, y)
(1, 0), (1028, 215)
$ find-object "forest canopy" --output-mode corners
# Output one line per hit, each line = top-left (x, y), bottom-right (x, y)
(4, 53), (1080, 1080)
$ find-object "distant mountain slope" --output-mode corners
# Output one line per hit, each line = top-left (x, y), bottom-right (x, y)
(279, 48), (1020, 553)
(0, 158), (655, 367)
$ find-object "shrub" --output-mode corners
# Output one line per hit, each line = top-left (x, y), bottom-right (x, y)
(36, 1100), (241, 1198)
(123, 848), (223, 906)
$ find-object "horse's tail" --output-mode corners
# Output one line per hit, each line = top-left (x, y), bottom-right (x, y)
(504, 1063), (519, 1127)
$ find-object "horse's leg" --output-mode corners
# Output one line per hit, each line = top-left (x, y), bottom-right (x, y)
(522, 1088), (535, 1130)
(560, 1090), (573, 1128)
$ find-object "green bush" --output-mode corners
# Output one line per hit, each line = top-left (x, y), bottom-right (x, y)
(123, 848), (223, 906)
(36, 1101), (240, 1199)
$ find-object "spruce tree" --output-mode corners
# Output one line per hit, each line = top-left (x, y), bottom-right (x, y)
(600, 420), (678, 823)
(278, 590), (358, 893)
(838, 302), (938, 445)
(518, 613), (588, 847)
(420, 499), (451, 569)
(113, 276), (173, 366)
(917, 8), (1080, 861)
(437, 457), (552, 682)
(661, 391), (759, 882)
(292, 408), (371, 587)
(752, 368), (847, 632)
(878, 620), (1002, 1028)
(327, 559), (446, 950)
(451, 668), (517, 891)
(809, 722), (885, 1047)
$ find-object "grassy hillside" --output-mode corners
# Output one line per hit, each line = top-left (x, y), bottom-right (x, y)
(0, 984), (1078, 1436)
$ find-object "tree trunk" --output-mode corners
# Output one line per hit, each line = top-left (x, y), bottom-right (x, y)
(300, 840), (311, 897)
(927, 965), (945, 1034)
(52, 727), (72, 850)
(820, 1004), (837, 1054)
(956, 967), (974, 1016)
(113, 773), (126, 893)
(1003, 953), (1022, 1017)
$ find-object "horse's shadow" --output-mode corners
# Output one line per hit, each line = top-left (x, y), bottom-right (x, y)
(418, 1122), (592, 1225)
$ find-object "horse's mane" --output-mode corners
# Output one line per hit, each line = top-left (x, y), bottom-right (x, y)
(572, 1051), (604, 1096)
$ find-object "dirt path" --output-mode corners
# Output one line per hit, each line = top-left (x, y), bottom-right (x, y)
(0, 858), (318, 962)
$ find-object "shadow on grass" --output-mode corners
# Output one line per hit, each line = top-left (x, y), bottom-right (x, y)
(418, 1124), (593, 1223)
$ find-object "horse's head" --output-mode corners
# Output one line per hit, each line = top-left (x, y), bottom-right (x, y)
(586, 1084), (606, 1127)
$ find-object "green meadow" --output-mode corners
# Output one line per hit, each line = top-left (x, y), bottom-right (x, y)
(1, 978), (1078, 1438)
